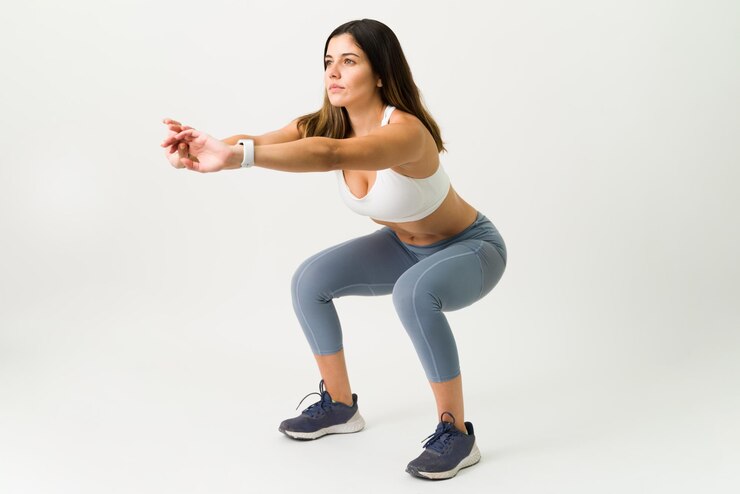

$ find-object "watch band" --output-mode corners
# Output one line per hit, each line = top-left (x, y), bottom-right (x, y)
(237, 138), (255, 168)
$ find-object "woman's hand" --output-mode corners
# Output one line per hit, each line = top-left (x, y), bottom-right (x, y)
(162, 118), (199, 169)
(161, 124), (233, 173)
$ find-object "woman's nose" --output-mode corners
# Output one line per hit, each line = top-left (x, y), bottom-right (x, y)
(326, 65), (340, 79)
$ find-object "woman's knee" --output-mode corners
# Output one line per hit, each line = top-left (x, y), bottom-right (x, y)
(291, 257), (331, 303)
(392, 274), (441, 321)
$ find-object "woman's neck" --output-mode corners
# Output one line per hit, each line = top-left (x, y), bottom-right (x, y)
(345, 100), (386, 137)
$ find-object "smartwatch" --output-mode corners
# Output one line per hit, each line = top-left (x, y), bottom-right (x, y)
(237, 138), (255, 168)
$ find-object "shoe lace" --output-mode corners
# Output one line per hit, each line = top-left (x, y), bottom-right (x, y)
(421, 412), (460, 453)
(294, 379), (332, 418)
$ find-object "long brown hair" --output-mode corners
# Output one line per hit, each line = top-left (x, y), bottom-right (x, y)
(296, 18), (447, 153)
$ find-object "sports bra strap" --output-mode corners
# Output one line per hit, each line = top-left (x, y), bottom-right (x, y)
(381, 105), (396, 126)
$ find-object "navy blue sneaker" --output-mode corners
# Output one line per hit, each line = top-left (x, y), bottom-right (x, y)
(406, 412), (481, 480)
(278, 379), (365, 440)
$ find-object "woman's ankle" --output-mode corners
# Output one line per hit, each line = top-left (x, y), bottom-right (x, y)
(332, 395), (354, 407)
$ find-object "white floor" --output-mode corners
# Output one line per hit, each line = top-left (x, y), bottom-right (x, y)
(1, 306), (737, 494)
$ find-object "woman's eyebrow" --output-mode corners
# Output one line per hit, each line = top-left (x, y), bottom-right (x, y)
(325, 53), (360, 58)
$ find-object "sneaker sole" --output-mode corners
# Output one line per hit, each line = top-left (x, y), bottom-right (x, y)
(406, 442), (481, 480)
(279, 410), (366, 440)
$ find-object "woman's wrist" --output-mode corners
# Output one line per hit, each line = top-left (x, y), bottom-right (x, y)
(224, 144), (244, 170)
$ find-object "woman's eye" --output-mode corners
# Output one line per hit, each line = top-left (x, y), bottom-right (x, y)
(325, 59), (355, 66)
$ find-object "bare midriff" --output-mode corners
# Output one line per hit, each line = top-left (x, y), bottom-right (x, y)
(343, 168), (479, 246)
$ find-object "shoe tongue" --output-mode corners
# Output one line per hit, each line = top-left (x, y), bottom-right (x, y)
(322, 390), (333, 403)
(438, 421), (454, 433)
(426, 422), (455, 453)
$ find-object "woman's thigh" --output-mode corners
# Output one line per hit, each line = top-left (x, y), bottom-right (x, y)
(392, 238), (506, 312)
(290, 228), (418, 355)
(291, 227), (418, 301)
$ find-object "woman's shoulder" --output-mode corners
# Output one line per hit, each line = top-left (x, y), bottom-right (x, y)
(385, 106), (440, 177)
(387, 105), (409, 122)
(386, 106), (425, 132)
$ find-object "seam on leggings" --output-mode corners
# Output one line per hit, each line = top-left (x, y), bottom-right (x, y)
(332, 282), (395, 297)
(294, 238), (357, 353)
(314, 344), (343, 355)
(433, 367), (461, 382)
(472, 242), (485, 298)
(412, 250), (477, 381)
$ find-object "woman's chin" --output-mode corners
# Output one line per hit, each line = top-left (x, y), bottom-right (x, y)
(328, 94), (347, 104)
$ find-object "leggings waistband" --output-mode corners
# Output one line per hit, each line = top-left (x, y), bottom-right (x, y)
(388, 211), (507, 264)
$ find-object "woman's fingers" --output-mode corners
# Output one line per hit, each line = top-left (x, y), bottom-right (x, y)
(174, 128), (198, 140)
(161, 120), (195, 151)
(161, 124), (199, 156)
(163, 119), (184, 137)
(162, 129), (197, 147)
(162, 135), (192, 148)
(162, 119), (191, 164)
(164, 119), (192, 134)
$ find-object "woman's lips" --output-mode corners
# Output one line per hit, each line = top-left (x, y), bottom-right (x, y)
(329, 86), (344, 91)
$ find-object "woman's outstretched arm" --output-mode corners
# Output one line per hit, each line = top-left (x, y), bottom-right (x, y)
(162, 117), (426, 174)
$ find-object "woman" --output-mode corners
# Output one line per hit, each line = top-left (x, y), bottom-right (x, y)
(160, 18), (507, 480)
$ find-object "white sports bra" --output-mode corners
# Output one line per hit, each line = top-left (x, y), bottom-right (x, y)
(335, 105), (451, 223)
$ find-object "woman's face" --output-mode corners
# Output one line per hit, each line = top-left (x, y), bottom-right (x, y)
(324, 34), (381, 107)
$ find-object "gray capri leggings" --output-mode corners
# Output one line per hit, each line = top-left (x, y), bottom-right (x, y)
(290, 211), (507, 382)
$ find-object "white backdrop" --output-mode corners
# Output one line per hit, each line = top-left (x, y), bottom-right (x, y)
(1, 0), (738, 492)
